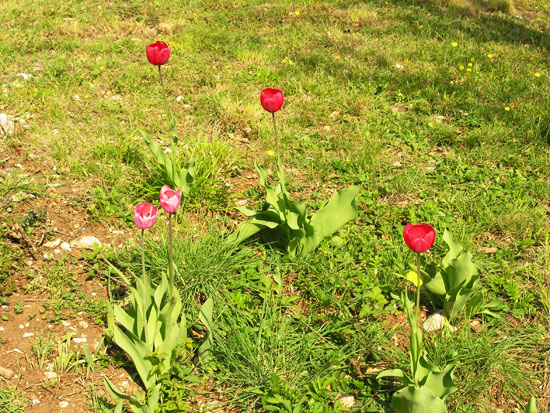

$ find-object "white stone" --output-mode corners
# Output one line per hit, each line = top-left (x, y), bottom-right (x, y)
(60, 242), (71, 252)
(44, 371), (57, 380)
(32, 399), (40, 405)
(43, 253), (54, 260)
(73, 337), (87, 344)
(0, 113), (14, 135)
(422, 313), (457, 332)
(23, 332), (34, 338)
(61, 320), (71, 327)
(16, 73), (30, 80)
(78, 321), (89, 329)
(335, 394), (355, 408)
(70, 236), (102, 250)
(44, 239), (61, 248)
(59, 401), (69, 408)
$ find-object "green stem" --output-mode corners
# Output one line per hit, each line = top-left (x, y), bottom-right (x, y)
(169, 213), (174, 301)
(158, 65), (179, 172)
(272, 112), (279, 163)
(141, 229), (148, 339)
(416, 253), (421, 324)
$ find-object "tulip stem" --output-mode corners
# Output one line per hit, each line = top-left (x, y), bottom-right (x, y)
(168, 213), (174, 301)
(272, 112), (279, 162)
(416, 253), (421, 325)
(141, 229), (148, 339)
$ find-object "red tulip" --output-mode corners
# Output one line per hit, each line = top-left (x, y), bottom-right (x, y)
(160, 185), (182, 213)
(403, 223), (435, 253)
(133, 203), (158, 229)
(260, 88), (284, 113)
(146, 41), (171, 66)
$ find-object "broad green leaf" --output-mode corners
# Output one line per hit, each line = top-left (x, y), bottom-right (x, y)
(444, 252), (477, 291)
(420, 271), (446, 296)
(418, 357), (457, 400)
(198, 298), (215, 367)
(112, 324), (155, 389)
(309, 186), (360, 240)
(526, 397), (538, 413)
(391, 385), (447, 413)
(441, 230), (463, 267)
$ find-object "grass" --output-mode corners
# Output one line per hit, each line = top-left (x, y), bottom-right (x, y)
(1, 0), (550, 411)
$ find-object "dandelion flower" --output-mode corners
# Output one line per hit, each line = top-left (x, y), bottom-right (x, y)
(488, 53), (494, 58)
(267, 150), (275, 157)
(406, 271), (423, 287)
(452, 42), (458, 47)
(535, 72), (541, 77)
(335, 55), (341, 60)
(470, 57), (475, 62)
(505, 106), (510, 111)
(295, 10), (300, 15)
(466, 68), (471, 72)
(468, 63), (472, 67)
(459, 65), (465, 70)
(418, 25), (424, 28)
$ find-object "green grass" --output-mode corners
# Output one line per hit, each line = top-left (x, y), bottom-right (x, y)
(2, 0), (550, 410)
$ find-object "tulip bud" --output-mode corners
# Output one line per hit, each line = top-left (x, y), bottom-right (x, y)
(146, 41), (171, 66)
(133, 203), (159, 229)
(260, 88), (284, 113)
(403, 223), (436, 253)
(160, 185), (182, 214)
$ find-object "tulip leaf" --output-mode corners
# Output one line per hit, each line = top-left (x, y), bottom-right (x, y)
(526, 397), (538, 413)
(228, 161), (359, 256)
(391, 385), (448, 413)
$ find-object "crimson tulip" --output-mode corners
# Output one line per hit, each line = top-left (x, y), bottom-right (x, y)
(133, 203), (158, 229)
(403, 223), (435, 254)
(260, 88), (284, 113)
(160, 185), (182, 214)
(146, 41), (171, 66)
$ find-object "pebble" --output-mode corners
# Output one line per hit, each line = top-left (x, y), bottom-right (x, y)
(423, 313), (447, 332)
(59, 401), (69, 408)
(60, 242), (71, 252)
(44, 371), (57, 380)
(70, 236), (102, 250)
(0, 113), (14, 135)
(0, 366), (15, 379)
(73, 337), (87, 344)
(78, 321), (89, 329)
(44, 238), (61, 248)
(335, 394), (355, 409)
(61, 320), (71, 327)
(23, 332), (35, 338)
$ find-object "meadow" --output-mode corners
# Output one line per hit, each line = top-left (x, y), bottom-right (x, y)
(1, 0), (550, 411)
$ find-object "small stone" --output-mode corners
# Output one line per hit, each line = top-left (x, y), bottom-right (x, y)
(61, 320), (71, 327)
(16, 73), (30, 81)
(24, 322), (30, 327)
(0, 113), (15, 135)
(44, 238), (61, 248)
(392, 161), (402, 167)
(73, 337), (87, 344)
(60, 242), (71, 252)
(423, 313), (447, 332)
(43, 253), (54, 260)
(19, 324), (25, 329)
(32, 399), (40, 405)
(0, 327), (4, 331)
(59, 400), (69, 408)
(470, 318), (482, 333)
(78, 321), (89, 329)
(70, 236), (102, 250)
(54, 249), (61, 254)
(480, 246), (497, 254)
(23, 332), (34, 338)
(26, 260), (33, 267)
(8, 348), (23, 354)
(44, 371), (57, 380)
(335, 394), (355, 409)
(0, 366), (15, 379)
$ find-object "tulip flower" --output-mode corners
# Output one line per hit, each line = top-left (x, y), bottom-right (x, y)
(260, 88), (284, 113)
(403, 223), (435, 254)
(403, 223), (436, 321)
(260, 88), (284, 160)
(159, 185), (182, 214)
(133, 203), (158, 229)
(146, 41), (171, 66)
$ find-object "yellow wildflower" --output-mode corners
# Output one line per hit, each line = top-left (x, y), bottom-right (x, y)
(459, 65), (464, 70)
(488, 53), (494, 58)
(267, 150), (275, 157)
(535, 72), (541, 77)
(505, 106), (510, 111)
(452, 42), (458, 47)
(406, 271), (423, 287)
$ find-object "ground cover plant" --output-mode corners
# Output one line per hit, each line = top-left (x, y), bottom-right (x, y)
(1, 0), (550, 411)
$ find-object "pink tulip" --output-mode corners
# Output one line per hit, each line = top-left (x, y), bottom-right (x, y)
(403, 223), (435, 254)
(146, 41), (171, 66)
(133, 203), (158, 229)
(160, 185), (182, 213)
(260, 88), (284, 113)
